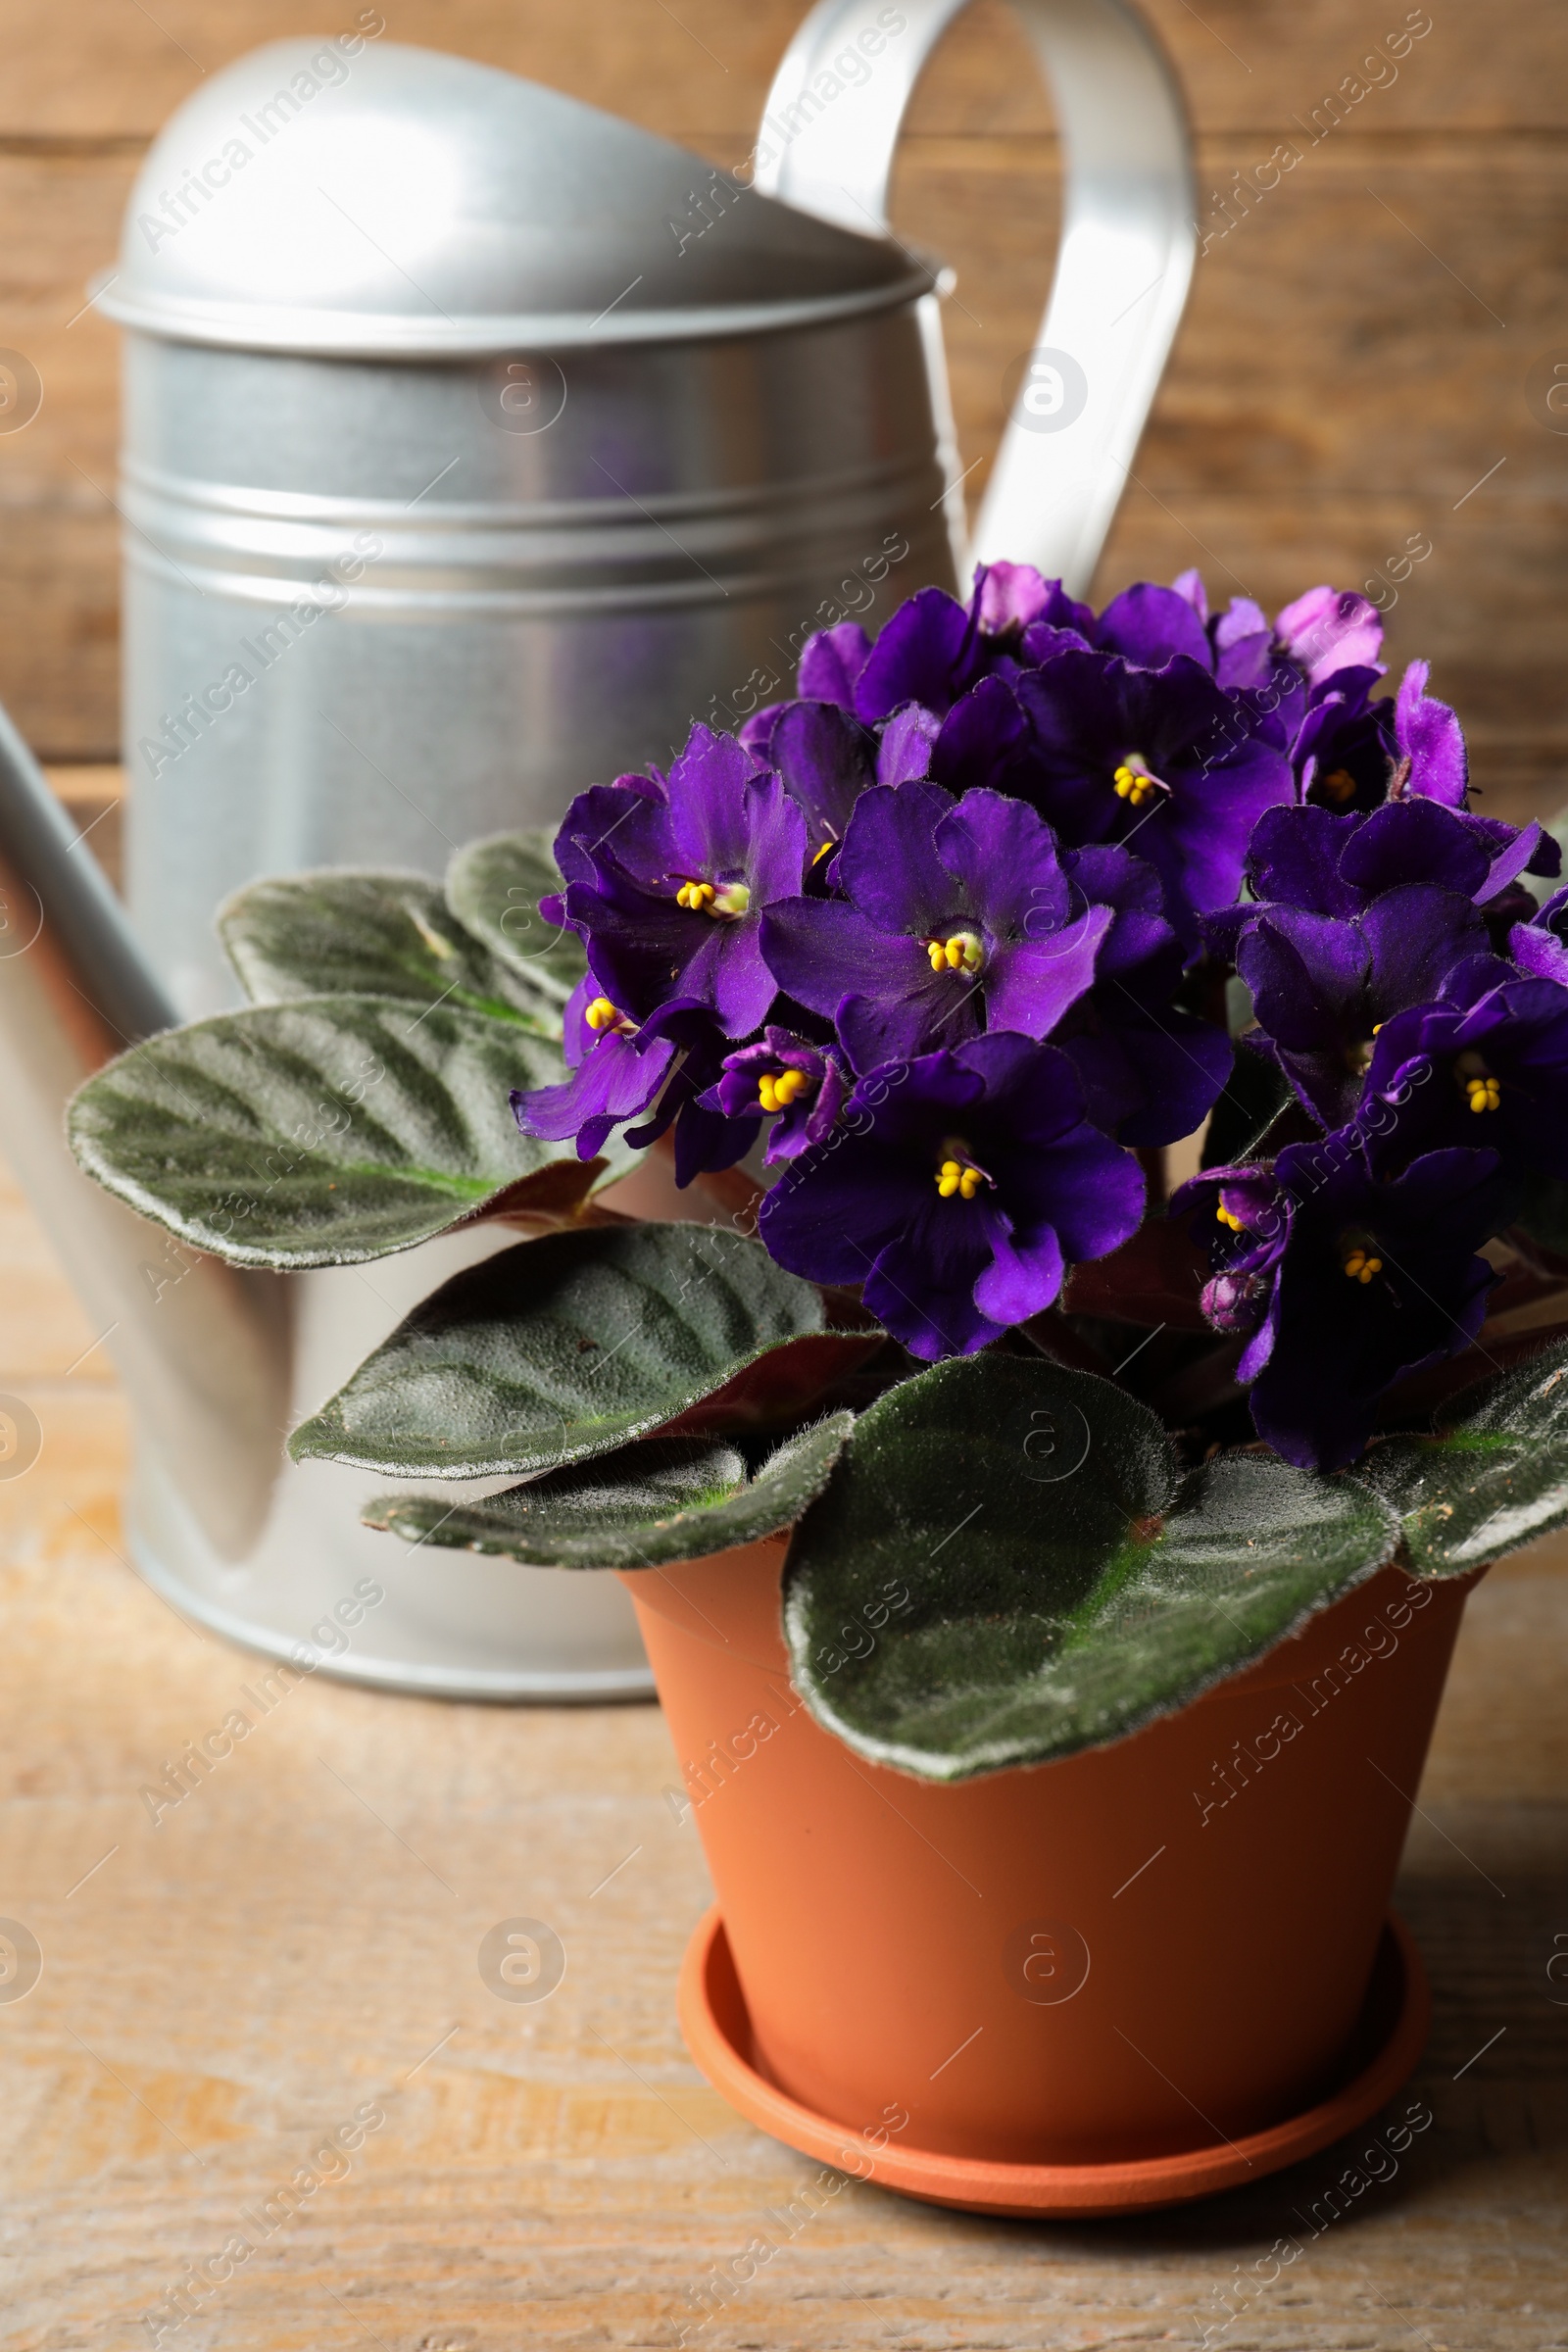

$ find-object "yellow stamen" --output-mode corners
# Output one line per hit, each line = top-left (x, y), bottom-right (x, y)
(1319, 767), (1357, 806)
(677, 877), (750, 918)
(811, 838), (836, 866)
(927, 930), (984, 974)
(1113, 760), (1161, 809)
(1455, 1051), (1499, 1113)
(1216, 1203), (1245, 1233)
(758, 1068), (810, 1114)
(1342, 1247), (1384, 1285)
(584, 996), (623, 1033)
(935, 1155), (984, 1202)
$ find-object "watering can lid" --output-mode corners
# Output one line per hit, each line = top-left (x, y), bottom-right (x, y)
(95, 37), (932, 356)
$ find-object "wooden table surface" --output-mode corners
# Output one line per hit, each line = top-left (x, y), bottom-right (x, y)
(0, 1163), (1565, 2347)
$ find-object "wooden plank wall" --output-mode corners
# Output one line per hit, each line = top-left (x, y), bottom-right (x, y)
(2, 0), (1565, 834)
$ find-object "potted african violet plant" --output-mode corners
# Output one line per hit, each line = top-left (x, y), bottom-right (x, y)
(69, 564), (1568, 2217)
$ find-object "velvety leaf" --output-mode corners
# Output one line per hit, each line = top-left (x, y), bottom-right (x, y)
(1359, 1336), (1568, 1574)
(364, 1415), (853, 1569)
(219, 869), (567, 1036)
(67, 994), (632, 1268)
(782, 1353), (1400, 1780)
(444, 829), (587, 1008)
(289, 1222), (841, 1477)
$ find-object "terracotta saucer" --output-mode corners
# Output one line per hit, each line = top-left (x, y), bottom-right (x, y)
(677, 1906), (1430, 2218)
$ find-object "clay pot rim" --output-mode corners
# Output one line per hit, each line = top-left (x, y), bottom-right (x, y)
(619, 1549), (1491, 1724)
(678, 1903), (1432, 2219)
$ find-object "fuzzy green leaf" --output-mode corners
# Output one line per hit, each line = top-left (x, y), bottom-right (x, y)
(67, 994), (631, 1268)
(290, 1222), (850, 1477)
(219, 868), (567, 1037)
(1359, 1336), (1568, 1574)
(782, 1353), (1400, 1780)
(364, 1415), (853, 1569)
(444, 829), (587, 1008)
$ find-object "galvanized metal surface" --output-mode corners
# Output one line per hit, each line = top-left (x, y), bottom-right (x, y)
(109, 7), (1193, 1016)
(0, 700), (657, 1697)
(13, 3), (1193, 1691)
(120, 310), (951, 1016)
(757, 0), (1197, 595)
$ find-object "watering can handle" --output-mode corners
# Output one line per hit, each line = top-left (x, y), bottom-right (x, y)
(754, 0), (1196, 598)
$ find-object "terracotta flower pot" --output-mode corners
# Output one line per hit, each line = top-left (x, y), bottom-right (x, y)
(620, 1541), (1480, 2213)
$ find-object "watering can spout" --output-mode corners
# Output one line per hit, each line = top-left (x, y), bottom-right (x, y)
(0, 703), (290, 1556)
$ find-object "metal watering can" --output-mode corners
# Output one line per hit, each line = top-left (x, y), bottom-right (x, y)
(0, 0), (1194, 1698)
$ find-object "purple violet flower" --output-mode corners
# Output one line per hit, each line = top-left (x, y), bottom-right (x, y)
(790, 565), (1091, 731)
(760, 783), (1112, 1069)
(1510, 883), (1568, 987)
(801, 621), (873, 707)
(1205, 797), (1553, 974)
(1174, 1135), (1508, 1470)
(1273, 585), (1386, 688)
(758, 1032), (1146, 1359)
(514, 997), (752, 1183)
(1236, 882), (1490, 1130)
(1091, 582), (1214, 673)
(760, 701), (877, 872)
(848, 585), (1001, 724)
(704, 1027), (850, 1164)
(1007, 649), (1296, 946)
(554, 723), (807, 1040)
(978, 560), (1094, 643)
(1052, 842), (1234, 1145)
(1361, 957), (1568, 1181)
(1292, 659), (1462, 816)
(1170, 570), (1383, 700)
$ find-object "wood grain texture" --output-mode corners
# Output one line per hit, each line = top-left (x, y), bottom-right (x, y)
(4, 2), (1568, 790)
(0, 1147), (1565, 2348)
(1, 5), (1567, 783)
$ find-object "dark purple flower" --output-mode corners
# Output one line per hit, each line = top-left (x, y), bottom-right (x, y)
(1008, 650), (1295, 946)
(1174, 1135), (1508, 1470)
(1235, 799), (1493, 923)
(1092, 582), (1214, 673)
(758, 1032), (1145, 1358)
(557, 724), (807, 1040)
(513, 997), (751, 1182)
(704, 1027), (850, 1164)
(760, 783), (1112, 1069)
(1052, 841), (1234, 1145)
(1171, 571), (1383, 700)
(801, 565), (1090, 729)
(1361, 957), (1568, 1180)
(801, 621), (872, 708)
(1206, 797), (1546, 974)
(1510, 884), (1568, 987)
(762, 701), (877, 870)
(877, 702), (942, 784)
(849, 586), (995, 724)
(1291, 669), (1396, 813)
(1236, 884), (1489, 1129)
(1386, 660), (1467, 807)
(1294, 659), (1462, 816)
